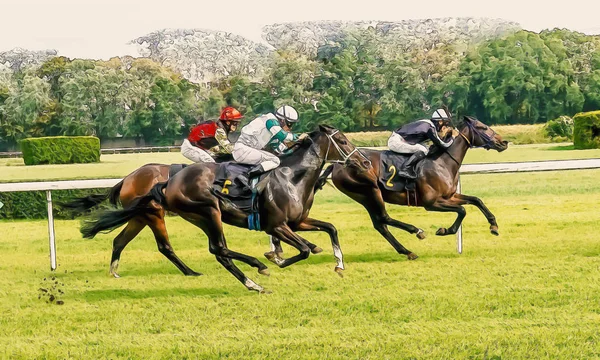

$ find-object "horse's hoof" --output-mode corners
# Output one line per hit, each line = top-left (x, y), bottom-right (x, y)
(264, 252), (277, 263)
(407, 253), (419, 260)
(110, 272), (120, 279)
(436, 228), (448, 236)
(259, 288), (273, 294)
(185, 271), (203, 277)
(490, 226), (499, 236)
(311, 247), (323, 254)
(258, 268), (270, 276)
(334, 267), (344, 278)
(416, 229), (426, 240)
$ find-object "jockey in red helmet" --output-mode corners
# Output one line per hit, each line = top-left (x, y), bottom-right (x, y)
(181, 106), (244, 163)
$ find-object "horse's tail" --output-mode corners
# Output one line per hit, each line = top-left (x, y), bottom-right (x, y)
(108, 179), (124, 206)
(59, 193), (109, 214)
(81, 182), (167, 239)
(315, 164), (335, 192)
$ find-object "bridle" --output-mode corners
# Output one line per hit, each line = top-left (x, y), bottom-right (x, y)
(324, 130), (371, 168)
(445, 119), (498, 166)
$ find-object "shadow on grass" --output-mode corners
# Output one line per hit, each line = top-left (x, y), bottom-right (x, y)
(546, 145), (575, 151)
(82, 286), (250, 301)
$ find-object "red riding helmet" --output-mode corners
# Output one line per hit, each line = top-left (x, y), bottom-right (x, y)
(219, 106), (244, 121)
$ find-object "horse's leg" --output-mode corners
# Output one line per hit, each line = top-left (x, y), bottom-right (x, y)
(452, 193), (499, 235)
(362, 197), (420, 260)
(267, 235), (322, 260)
(296, 218), (345, 276)
(146, 212), (202, 276)
(425, 201), (467, 236)
(109, 219), (144, 278)
(215, 255), (270, 294)
(267, 225), (312, 268)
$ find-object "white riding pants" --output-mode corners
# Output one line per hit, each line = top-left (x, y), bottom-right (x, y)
(387, 133), (428, 155)
(181, 139), (215, 163)
(232, 142), (280, 171)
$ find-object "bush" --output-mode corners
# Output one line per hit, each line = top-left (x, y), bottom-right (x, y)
(573, 110), (600, 149)
(0, 189), (102, 220)
(20, 136), (100, 165)
(544, 116), (574, 141)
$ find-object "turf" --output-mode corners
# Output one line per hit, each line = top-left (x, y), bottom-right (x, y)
(1, 170), (599, 359)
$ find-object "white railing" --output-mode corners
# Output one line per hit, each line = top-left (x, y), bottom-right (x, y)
(2, 158), (600, 270)
(0, 146), (181, 158)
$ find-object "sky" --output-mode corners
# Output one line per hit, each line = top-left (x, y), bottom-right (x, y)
(1, 0), (599, 59)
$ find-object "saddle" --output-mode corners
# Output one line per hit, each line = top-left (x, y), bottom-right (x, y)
(379, 151), (421, 206)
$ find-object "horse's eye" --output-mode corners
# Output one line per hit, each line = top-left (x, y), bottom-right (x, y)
(340, 140), (348, 145)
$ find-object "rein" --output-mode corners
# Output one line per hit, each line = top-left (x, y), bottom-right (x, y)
(324, 130), (371, 168)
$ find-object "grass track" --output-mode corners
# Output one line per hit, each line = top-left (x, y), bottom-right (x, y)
(1, 170), (600, 358)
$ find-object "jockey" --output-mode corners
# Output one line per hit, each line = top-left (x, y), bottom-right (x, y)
(232, 105), (300, 178)
(387, 108), (454, 179)
(181, 106), (243, 163)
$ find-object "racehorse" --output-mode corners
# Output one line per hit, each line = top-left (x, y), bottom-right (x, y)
(310, 116), (508, 260)
(77, 125), (371, 293)
(62, 152), (329, 278)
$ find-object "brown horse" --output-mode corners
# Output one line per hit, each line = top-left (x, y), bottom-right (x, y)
(77, 125), (370, 293)
(63, 153), (328, 278)
(62, 163), (201, 277)
(311, 116), (508, 260)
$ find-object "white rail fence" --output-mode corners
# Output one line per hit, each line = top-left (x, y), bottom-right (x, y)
(1, 158), (600, 270)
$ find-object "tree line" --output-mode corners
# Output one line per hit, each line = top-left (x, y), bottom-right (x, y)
(1, 28), (599, 150)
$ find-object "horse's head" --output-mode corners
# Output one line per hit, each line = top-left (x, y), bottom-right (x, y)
(311, 124), (372, 171)
(460, 116), (508, 152)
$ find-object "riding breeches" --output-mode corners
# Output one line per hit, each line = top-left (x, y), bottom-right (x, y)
(181, 139), (216, 163)
(232, 142), (280, 171)
(387, 133), (428, 155)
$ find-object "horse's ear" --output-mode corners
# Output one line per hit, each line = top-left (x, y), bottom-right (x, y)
(318, 124), (327, 132)
(463, 115), (473, 123)
(319, 124), (334, 133)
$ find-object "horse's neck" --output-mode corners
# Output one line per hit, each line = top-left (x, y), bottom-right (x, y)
(278, 142), (326, 188)
(435, 133), (469, 177)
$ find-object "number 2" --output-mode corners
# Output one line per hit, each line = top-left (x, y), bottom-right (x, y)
(386, 165), (396, 187)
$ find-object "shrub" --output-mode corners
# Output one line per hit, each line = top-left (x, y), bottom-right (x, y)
(20, 136), (100, 165)
(0, 189), (102, 220)
(544, 116), (574, 141)
(573, 110), (600, 149)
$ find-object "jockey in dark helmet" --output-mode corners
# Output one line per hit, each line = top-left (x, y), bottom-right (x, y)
(181, 106), (243, 163)
(387, 108), (454, 179)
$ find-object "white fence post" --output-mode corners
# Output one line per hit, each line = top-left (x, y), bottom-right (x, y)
(456, 175), (463, 254)
(46, 190), (57, 271)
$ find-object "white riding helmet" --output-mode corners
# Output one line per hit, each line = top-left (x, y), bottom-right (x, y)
(275, 105), (299, 123)
(431, 108), (451, 121)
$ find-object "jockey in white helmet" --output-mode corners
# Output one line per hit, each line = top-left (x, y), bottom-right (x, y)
(232, 105), (301, 178)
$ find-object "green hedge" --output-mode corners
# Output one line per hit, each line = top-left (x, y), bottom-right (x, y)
(573, 111), (600, 149)
(20, 136), (100, 165)
(0, 189), (101, 220)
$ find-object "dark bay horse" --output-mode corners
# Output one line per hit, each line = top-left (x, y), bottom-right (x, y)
(314, 116), (508, 260)
(78, 125), (370, 293)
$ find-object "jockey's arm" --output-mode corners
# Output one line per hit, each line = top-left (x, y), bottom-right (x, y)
(266, 119), (297, 143)
(426, 124), (454, 148)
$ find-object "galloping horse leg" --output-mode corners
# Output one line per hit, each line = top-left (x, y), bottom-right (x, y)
(295, 218), (345, 277)
(452, 194), (499, 235)
(145, 212), (202, 276)
(360, 194), (420, 260)
(267, 235), (323, 260)
(181, 208), (269, 292)
(109, 219), (145, 278)
(267, 225), (312, 268)
(425, 200), (467, 236)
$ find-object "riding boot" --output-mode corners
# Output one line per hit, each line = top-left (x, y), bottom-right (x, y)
(396, 151), (426, 179)
(247, 164), (265, 180)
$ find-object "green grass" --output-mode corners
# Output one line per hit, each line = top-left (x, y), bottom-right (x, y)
(1, 170), (600, 359)
(3, 143), (600, 183)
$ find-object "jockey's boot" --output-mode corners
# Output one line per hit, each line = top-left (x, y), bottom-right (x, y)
(247, 164), (266, 180)
(396, 151), (426, 179)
